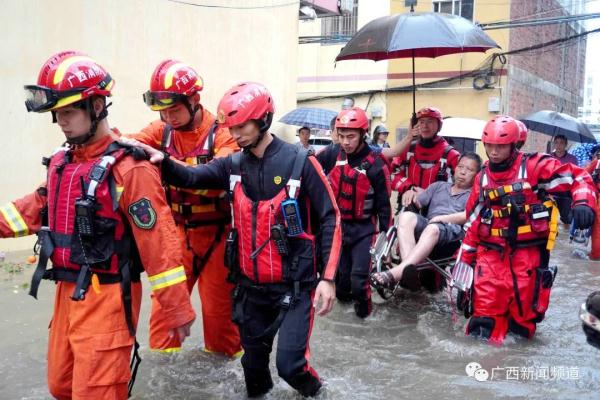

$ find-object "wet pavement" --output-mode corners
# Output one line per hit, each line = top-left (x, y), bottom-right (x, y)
(1, 230), (599, 399)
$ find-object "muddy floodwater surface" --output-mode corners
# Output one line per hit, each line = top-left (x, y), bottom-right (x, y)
(1, 233), (599, 399)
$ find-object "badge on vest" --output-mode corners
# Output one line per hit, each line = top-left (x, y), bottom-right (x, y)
(128, 198), (157, 229)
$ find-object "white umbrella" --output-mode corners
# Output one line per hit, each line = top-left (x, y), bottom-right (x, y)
(439, 117), (486, 140)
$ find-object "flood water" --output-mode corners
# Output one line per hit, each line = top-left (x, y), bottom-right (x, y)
(1, 229), (599, 399)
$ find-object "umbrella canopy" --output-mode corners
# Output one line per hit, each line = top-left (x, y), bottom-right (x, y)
(520, 110), (596, 144)
(335, 12), (499, 62)
(279, 107), (338, 130)
(335, 12), (500, 119)
(439, 117), (486, 140)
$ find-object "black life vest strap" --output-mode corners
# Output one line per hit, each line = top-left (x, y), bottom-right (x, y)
(191, 224), (225, 277)
(127, 339), (142, 398)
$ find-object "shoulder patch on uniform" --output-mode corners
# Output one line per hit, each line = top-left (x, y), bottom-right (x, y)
(128, 198), (157, 229)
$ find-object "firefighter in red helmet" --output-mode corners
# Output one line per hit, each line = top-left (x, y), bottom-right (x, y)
(391, 106), (460, 208)
(127, 60), (241, 357)
(126, 82), (341, 397)
(3, 51), (195, 399)
(316, 107), (392, 318)
(453, 115), (595, 344)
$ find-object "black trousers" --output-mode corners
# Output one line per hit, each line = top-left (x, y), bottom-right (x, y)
(234, 287), (321, 397)
(336, 232), (372, 313)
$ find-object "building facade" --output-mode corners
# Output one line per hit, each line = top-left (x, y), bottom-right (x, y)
(298, 0), (588, 154)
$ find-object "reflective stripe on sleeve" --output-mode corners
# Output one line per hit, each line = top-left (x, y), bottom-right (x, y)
(0, 203), (29, 237)
(148, 265), (186, 291)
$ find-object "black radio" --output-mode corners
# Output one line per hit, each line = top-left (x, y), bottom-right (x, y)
(270, 224), (290, 256)
(225, 229), (239, 270)
(74, 197), (95, 238)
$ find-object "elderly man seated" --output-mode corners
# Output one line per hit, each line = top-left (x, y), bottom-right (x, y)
(371, 152), (482, 291)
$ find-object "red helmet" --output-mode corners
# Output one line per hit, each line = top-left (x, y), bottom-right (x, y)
(335, 107), (369, 131)
(417, 106), (443, 130)
(516, 120), (528, 143)
(482, 115), (520, 145)
(24, 51), (114, 113)
(216, 82), (274, 130)
(143, 60), (204, 111)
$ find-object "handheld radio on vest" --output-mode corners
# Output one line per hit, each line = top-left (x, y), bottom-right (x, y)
(281, 199), (303, 236)
(270, 224), (290, 255)
(74, 177), (95, 238)
(74, 198), (95, 237)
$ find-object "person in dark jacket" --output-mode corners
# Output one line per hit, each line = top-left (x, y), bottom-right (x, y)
(125, 82), (341, 398)
(316, 107), (391, 318)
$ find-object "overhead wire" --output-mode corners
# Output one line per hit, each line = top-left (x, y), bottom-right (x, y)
(166, 0), (298, 9)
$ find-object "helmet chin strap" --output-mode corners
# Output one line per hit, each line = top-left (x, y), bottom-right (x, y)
(176, 100), (200, 132)
(64, 99), (111, 146)
(243, 113), (274, 151)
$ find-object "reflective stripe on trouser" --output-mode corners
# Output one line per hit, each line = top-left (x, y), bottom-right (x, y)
(467, 247), (544, 344)
(591, 197), (600, 259)
(335, 232), (373, 316)
(48, 280), (142, 400)
(149, 224), (241, 356)
(237, 288), (321, 397)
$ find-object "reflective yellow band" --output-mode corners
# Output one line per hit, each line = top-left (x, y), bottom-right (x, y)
(115, 186), (124, 203)
(0, 203), (29, 237)
(547, 202), (559, 251)
(490, 225), (532, 237)
(148, 265), (186, 290)
(169, 185), (213, 196)
(150, 347), (181, 353)
(487, 182), (532, 200)
(171, 203), (216, 213)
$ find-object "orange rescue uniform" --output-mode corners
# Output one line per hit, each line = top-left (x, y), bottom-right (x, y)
(129, 108), (241, 356)
(0, 132), (195, 400)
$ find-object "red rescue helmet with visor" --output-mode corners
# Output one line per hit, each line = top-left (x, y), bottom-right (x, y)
(417, 106), (443, 132)
(24, 51), (114, 113)
(216, 82), (274, 133)
(482, 115), (520, 145)
(143, 60), (203, 111)
(335, 107), (369, 131)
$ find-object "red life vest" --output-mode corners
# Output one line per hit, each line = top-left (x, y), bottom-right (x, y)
(45, 144), (131, 278)
(161, 123), (231, 226)
(228, 150), (316, 285)
(328, 150), (376, 220)
(477, 153), (559, 250)
(400, 138), (454, 189)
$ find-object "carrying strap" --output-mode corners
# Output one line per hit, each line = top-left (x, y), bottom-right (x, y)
(190, 224), (225, 277)
(227, 149), (308, 225)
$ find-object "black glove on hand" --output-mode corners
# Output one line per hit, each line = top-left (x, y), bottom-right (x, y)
(572, 204), (595, 229)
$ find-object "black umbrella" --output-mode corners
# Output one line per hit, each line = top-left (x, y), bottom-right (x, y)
(335, 12), (500, 123)
(520, 110), (596, 144)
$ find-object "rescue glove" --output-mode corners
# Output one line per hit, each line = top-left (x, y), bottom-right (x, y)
(572, 204), (595, 230)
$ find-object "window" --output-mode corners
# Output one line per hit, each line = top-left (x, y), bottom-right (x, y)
(321, 0), (358, 42)
(433, 0), (474, 21)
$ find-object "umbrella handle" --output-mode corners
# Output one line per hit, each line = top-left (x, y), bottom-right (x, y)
(411, 113), (418, 128)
